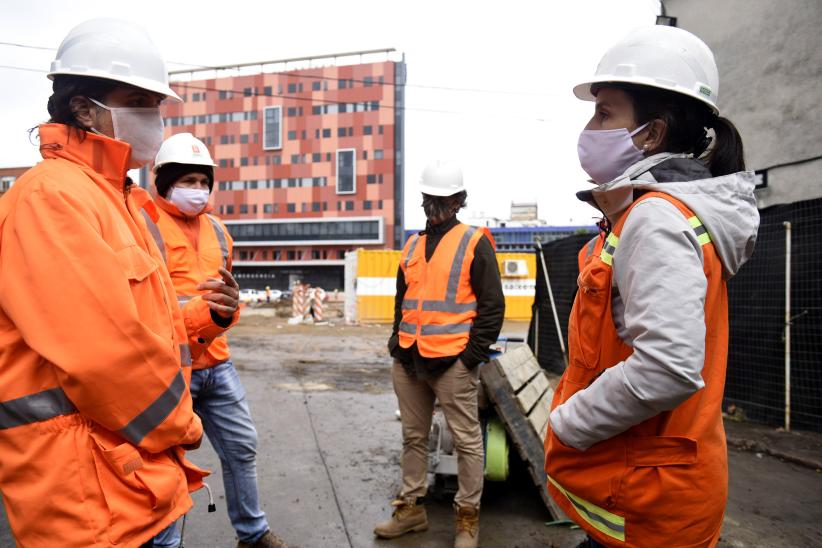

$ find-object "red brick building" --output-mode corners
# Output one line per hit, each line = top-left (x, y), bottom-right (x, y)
(159, 49), (406, 290)
(0, 167), (30, 198)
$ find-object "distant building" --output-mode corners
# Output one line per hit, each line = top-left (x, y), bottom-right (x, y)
(159, 49), (406, 290)
(0, 166), (30, 197)
(665, 0), (822, 208)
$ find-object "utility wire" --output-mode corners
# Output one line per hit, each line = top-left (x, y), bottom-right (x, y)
(0, 62), (552, 123)
(0, 40), (556, 97)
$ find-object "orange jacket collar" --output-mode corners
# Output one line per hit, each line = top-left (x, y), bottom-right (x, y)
(38, 123), (132, 190)
(155, 193), (214, 220)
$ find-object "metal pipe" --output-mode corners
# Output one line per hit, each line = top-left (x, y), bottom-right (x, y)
(783, 221), (792, 432)
(535, 241), (568, 367)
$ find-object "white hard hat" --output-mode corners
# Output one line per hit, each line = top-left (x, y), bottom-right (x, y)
(419, 160), (465, 197)
(48, 18), (181, 102)
(153, 133), (217, 173)
(574, 26), (720, 114)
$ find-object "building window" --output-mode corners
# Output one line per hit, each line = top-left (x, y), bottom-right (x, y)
(273, 203), (280, 213)
(287, 250), (296, 260)
(240, 204), (249, 214)
(379, 125), (384, 135)
(312, 152), (322, 162)
(378, 174), (384, 184)
(220, 135), (230, 145)
(290, 154), (301, 164)
(347, 127), (353, 137)
(374, 149), (384, 160)
(322, 128), (331, 138)
(322, 202), (328, 211)
(240, 134), (249, 144)
(273, 250), (282, 260)
(336, 149), (356, 194)
(378, 199), (383, 209)
(273, 155), (281, 165)
(362, 150), (368, 160)
(287, 83), (297, 94)
(312, 250), (321, 260)
(312, 81), (321, 91)
(345, 201), (354, 211)
(253, 204), (258, 214)
(337, 127), (346, 138)
(301, 202), (308, 213)
(326, 153), (332, 161)
(367, 174), (376, 184)
(364, 76), (373, 87)
(226, 205), (234, 214)
(338, 250), (346, 259)
(219, 159), (229, 168)
(287, 203), (296, 213)
(287, 130), (297, 140)
(263, 106), (282, 150)
(363, 125), (373, 136)
(244, 87), (253, 97)
(338, 79), (347, 89)
(240, 157), (249, 167)
(364, 200), (372, 210)
(264, 204), (273, 214)
(311, 202), (321, 212)
(264, 86), (272, 96)
(239, 250), (250, 260)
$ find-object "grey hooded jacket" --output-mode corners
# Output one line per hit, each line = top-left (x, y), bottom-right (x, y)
(550, 153), (760, 451)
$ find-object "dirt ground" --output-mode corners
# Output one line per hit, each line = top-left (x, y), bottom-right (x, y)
(1, 310), (820, 547)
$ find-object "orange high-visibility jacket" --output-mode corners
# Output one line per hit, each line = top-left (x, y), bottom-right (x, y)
(136, 193), (238, 370)
(0, 125), (211, 547)
(398, 223), (487, 358)
(545, 193), (728, 547)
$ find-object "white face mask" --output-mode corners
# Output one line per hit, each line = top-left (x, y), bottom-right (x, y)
(88, 98), (164, 169)
(577, 123), (649, 184)
(168, 186), (210, 217)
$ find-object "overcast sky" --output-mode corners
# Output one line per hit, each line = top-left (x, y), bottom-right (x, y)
(0, 0), (660, 229)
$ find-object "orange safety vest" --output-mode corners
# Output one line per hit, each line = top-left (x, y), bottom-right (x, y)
(0, 125), (207, 547)
(140, 196), (236, 369)
(545, 192), (728, 547)
(398, 223), (487, 358)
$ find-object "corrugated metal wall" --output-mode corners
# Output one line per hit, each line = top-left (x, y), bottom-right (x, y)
(352, 249), (535, 323)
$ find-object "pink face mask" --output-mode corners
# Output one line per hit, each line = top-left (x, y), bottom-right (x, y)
(577, 123), (649, 184)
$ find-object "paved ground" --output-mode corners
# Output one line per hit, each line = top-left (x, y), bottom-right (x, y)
(1, 311), (820, 547)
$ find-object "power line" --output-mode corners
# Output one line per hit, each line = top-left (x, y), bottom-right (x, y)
(0, 40), (556, 98)
(0, 63), (551, 123)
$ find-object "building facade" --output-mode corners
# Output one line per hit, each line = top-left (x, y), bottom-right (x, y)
(665, 0), (822, 208)
(159, 50), (406, 290)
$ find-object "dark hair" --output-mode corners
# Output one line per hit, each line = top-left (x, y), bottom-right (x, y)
(47, 75), (120, 131)
(422, 190), (467, 220)
(154, 163), (214, 198)
(598, 83), (746, 177)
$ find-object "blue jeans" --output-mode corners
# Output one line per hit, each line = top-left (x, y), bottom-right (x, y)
(153, 360), (269, 546)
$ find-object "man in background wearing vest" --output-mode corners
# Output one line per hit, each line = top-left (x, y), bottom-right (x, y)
(146, 133), (287, 548)
(374, 161), (505, 548)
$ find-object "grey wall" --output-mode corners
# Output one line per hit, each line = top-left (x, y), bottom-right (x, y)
(666, 0), (822, 208)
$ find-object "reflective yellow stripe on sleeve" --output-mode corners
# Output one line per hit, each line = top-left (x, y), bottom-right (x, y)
(599, 233), (620, 266)
(548, 476), (625, 542)
(688, 216), (712, 246)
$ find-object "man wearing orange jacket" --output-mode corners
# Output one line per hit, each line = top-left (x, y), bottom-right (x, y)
(0, 19), (235, 547)
(142, 133), (286, 548)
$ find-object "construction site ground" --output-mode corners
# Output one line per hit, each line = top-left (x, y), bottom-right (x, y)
(1, 307), (820, 547)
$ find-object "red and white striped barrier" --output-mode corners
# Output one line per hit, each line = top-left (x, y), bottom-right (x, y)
(311, 287), (326, 322)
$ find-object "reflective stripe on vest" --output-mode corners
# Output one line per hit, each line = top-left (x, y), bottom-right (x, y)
(141, 209), (167, 263)
(599, 215), (712, 266)
(205, 214), (229, 267)
(0, 387), (77, 430)
(401, 226), (479, 325)
(548, 476), (626, 542)
(180, 343), (192, 367)
(583, 236), (598, 263)
(117, 369), (186, 445)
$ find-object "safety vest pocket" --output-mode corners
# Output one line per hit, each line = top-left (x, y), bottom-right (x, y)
(116, 245), (160, 282)
(403, 255), (424, 285)
(89, 429), (181, 544)
(568, 261), (612, 377)
(626, 436), (698, 467)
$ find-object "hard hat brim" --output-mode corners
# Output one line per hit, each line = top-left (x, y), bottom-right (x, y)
(573, 76), (718, 115)
(47, 69), (182, 102)
(418, 182), (465, 197)
(152, 160), (218, 174)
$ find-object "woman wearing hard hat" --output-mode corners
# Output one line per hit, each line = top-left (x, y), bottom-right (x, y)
(0, 19), (230, 547)
(544, 26), (759, 548)
(140, 133), (286, 548)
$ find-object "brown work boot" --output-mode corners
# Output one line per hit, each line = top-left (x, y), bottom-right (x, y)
(237, 529), (289, 548)
(454, 505), (480, 548)
(373, 496), (429, 539)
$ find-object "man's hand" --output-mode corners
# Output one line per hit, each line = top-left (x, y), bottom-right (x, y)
(197, 267), (240, 318)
